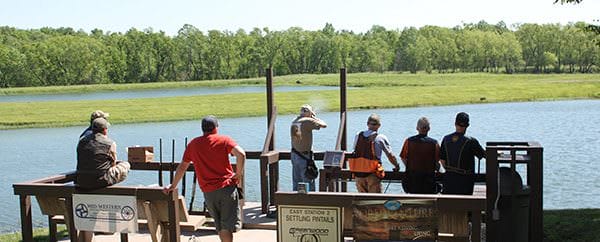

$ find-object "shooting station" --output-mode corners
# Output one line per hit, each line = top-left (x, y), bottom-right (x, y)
(13, 67), (543, 242)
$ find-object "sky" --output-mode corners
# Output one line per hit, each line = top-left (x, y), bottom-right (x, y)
(0, 0), (598, 36)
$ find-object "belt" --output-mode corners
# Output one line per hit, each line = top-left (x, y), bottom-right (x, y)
(445, 166), (473, 175)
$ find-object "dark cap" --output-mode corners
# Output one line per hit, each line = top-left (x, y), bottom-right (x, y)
(201, 115), (219, 133)
(367, 113), (381, 125)
(455, 112), (470, 127)
(92, 118), (110, 132)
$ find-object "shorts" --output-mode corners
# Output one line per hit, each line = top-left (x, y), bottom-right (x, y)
(104, 161), (130, 185)
(204, 185), (241, 232)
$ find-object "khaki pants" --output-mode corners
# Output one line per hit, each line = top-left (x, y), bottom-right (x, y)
(355, 173), (381, 193)
(105, 161), (131, 185)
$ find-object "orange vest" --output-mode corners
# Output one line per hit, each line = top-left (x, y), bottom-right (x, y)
(349, 132), (381, 174)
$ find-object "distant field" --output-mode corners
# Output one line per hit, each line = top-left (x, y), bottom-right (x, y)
(0, 72), (599, 129)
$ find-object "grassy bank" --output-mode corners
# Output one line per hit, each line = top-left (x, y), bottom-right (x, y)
(1, 73), (599, 129)
(0, 209), (597, 241)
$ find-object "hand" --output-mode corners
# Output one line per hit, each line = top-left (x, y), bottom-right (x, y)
(162, 184), (176, 195)
(233, 173), (243, 183)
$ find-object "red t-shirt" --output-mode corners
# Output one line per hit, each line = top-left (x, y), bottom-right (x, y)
(182, 133), (238, 193)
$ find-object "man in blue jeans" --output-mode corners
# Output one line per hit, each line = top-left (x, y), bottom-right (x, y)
(290, 104), (327, 191)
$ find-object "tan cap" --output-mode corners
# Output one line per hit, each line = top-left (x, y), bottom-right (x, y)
(300, 104), (314, 116)
(90, 110), (109, 122)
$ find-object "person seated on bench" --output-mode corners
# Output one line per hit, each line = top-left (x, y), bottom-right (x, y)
(76, 117), (130, 190)
(164, 116), (246, 242)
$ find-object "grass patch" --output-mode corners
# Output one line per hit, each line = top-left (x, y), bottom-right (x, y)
(0, 72), (599, 129)
(0, 226), (68, 242)
(544, 209), (600, 242)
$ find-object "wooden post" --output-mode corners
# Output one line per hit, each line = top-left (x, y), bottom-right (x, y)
(269, 161), (279, 206)
(167, 193), (181, 242)
(260, 156), (269, 214)
(486, 146), (499, 242)
(19, 195), (33, 242)
(340, 68), (347, 151)
(529, 145), (543, 242)
(49, 216), (57, 242)
(62, 197), (77, 242)
(266, 67), (275, 151)
(340, 68), (348, 192)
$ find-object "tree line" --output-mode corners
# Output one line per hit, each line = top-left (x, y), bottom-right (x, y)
(0, 21), (599, 87)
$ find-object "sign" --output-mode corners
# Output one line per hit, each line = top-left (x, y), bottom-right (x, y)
(353, 199), (437, 242)
(72, 194), (138, 233)
(278, 205), (342, 242)
(323, 151), (345, 168)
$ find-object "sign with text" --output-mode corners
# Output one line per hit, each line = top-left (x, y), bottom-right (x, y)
(278, 205), (342, 242)
(353, 199), (437, 242)
(72, 194), (138, 233)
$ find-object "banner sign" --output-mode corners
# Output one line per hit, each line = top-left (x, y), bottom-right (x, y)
(353, 199), (437, 241)
(72, 194), (138, 233)
(278, 205), (342, 242)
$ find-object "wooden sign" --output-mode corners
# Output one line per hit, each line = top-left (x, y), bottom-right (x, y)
(353, 199), (437, 241)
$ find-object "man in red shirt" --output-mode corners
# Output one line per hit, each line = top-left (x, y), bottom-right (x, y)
(164, 116), (246, 242)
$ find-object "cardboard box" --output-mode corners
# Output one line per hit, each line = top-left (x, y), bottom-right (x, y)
(128, 146), (154, 163)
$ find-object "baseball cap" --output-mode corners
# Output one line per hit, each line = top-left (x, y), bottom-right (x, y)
(202, 116), (219, 133)
(367, 113), (381, 125)
(300, 104), (314, 116)
(90, 110), (109, 122)
(92, 118), (110, 132)
(417, 117), (430, 130)
(455, 112), (470, 127)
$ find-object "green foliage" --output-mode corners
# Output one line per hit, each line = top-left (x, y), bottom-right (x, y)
(0, 22), (599, 88)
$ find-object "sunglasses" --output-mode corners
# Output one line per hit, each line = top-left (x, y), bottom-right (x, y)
(368, 122), (380, 126)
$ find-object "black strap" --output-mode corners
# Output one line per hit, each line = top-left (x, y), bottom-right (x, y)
(291, 148), (315, 165)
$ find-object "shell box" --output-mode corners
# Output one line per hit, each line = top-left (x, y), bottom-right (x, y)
(128, 146), (154, 163)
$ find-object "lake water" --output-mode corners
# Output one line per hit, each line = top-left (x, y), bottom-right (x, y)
(1, 99), (599, 233)
(0, 85), (339, 102)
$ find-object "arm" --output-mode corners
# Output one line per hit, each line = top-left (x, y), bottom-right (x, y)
(439, 139), (447, 166)
(231, 145), (246, 187)
(385, 152), (400, 171)
(163, 161), (191, 194)
(380, 136), (400, 171)
(472, 138), (486, 159)
(313, 117), (327, 128)
(110, 142), (117, 165)
(399, 139), (409, 167)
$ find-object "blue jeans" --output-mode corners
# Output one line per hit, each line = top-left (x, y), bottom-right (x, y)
(291, 152), (316, 191)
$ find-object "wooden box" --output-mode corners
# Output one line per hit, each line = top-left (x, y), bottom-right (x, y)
(128, 146), (154, 163)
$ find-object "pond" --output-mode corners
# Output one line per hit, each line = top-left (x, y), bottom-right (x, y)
(0, 99), (598, 233)
(0, 85), (340, 102)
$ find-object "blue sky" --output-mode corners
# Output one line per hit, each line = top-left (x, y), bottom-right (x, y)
(1, 0), (598, 35)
